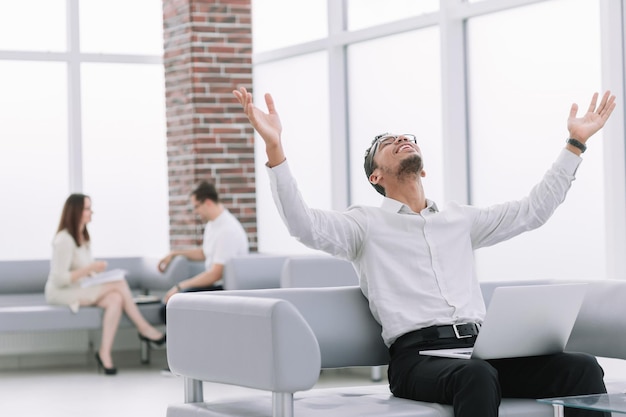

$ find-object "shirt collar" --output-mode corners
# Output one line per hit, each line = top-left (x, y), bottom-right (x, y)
(381, 197), (439, 214)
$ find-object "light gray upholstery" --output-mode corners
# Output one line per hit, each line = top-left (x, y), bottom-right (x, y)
(223, 254), (288, 290)
(206, 287), (389, 368)
(0, 256), (194, 362)
(166, 279), (626, 417)
(280, 255), (358, 288)
(0, 259), (50, 294)
(167, 293), (321, 392)
(279, 255), (382, 381)
(0, 301), (104, 332)
(150, 255), (204, 290)
(0, 256), (185, 295)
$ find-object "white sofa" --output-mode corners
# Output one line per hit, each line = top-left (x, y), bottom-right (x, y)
(279, 255), (383, 382)
(0, 256), (194, 363)
(165, 278), (626, 417)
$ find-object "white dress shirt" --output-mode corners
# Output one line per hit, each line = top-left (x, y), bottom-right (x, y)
(202, 209), (249, 286)
(267, 149), (581, 347)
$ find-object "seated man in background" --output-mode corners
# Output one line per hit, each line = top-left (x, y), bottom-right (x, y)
(158, 181), (249, 322)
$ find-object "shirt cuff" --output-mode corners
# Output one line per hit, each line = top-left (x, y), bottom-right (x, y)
(558, 147), (582, 175)
(265, 158), (291, 180)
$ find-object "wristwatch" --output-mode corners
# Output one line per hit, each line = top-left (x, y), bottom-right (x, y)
(566, 138), (586, 153)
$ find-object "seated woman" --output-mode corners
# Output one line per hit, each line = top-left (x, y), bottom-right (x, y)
(45, 193), (165, 375)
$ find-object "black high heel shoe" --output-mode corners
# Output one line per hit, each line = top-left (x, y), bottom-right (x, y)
(95, 352), (117, 375)
(138, 332), (166, 346)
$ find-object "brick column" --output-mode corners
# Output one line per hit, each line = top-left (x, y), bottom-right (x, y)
(162, 0), (256, 251)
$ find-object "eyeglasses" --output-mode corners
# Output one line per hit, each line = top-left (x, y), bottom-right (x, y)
(364, 133), (417, 174)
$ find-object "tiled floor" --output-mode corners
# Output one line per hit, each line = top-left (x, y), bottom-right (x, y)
(1, 352), (624, 417)
(0, 351), (388, 417)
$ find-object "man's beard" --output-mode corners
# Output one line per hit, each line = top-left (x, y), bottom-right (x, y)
(396, 154), (424, 180)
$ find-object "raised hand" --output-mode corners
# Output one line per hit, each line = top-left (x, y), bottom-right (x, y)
(567, 90), (616, 143)
(233, 87), (286, 166)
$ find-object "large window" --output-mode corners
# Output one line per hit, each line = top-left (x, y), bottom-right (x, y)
(467, 0), (604, 280)
(252, 0), (327, 53)
(81, 64), (168, 257)
(347, 28), (444, 207)
(346, 0), (438, 30)
(251, 0), (626, 280)
(0, 61), (69, 259)
(0, 0), (168, 260)
(253, 53), (331, 254)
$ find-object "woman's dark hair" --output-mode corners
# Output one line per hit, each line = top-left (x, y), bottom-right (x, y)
(57, 193), (90, 246)
(191, 181), (219, 203)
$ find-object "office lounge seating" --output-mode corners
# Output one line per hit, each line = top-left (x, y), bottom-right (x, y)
(0, 255), (194, 364)
(223, 254), (289, 290)
(279, 255), (383, 382)
(165, 278), (626, 417)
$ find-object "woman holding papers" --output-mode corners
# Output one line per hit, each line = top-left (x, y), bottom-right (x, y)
(45, 193), (165, 375)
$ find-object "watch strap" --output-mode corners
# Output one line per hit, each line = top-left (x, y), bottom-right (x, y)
(566, 138), (587, 153)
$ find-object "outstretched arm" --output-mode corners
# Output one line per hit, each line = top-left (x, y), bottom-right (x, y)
(566, 90), (616, 155)
(233, 87), (286, 167)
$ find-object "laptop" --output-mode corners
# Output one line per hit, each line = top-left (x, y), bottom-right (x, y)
(419, 283), (587, 360)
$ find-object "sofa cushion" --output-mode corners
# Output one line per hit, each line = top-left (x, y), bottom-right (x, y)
(0, 257), (161, 294)
(223, 254), (288, 290)
(0, 259), (49, 294)
(280, 255), (358, 288)
(0, 302), (103, 332)
(0, 293), (163, 332)
(208, 287), (389, 369)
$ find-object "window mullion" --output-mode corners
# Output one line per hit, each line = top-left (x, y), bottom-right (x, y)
(67, 0), (83, 192)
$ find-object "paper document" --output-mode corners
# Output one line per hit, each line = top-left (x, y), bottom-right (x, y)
(133, 294), (161, 304)
(81, 269), (127, 288)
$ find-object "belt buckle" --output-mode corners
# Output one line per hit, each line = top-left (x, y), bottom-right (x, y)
(453, 323), (473, 339)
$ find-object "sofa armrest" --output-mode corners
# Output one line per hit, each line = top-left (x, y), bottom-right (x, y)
(166, 292), (321, 393)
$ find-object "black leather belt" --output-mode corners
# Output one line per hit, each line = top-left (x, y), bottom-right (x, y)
(394, 322), (481, 347)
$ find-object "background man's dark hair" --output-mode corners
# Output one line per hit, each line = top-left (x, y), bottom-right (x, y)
(191, 181), (219, 203)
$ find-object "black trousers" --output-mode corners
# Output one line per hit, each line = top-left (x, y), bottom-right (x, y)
(388, 334), (609, 417)
(159, 284), (223, 324)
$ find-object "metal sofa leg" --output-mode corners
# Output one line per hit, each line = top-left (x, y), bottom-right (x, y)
(371, 365), (382, 382)
(140, 339), (151, 364)
(272, 392), (294, 417)
(184, 377), (204, 403)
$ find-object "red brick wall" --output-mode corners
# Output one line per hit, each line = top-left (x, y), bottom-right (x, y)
(162, 0), (256, 251)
